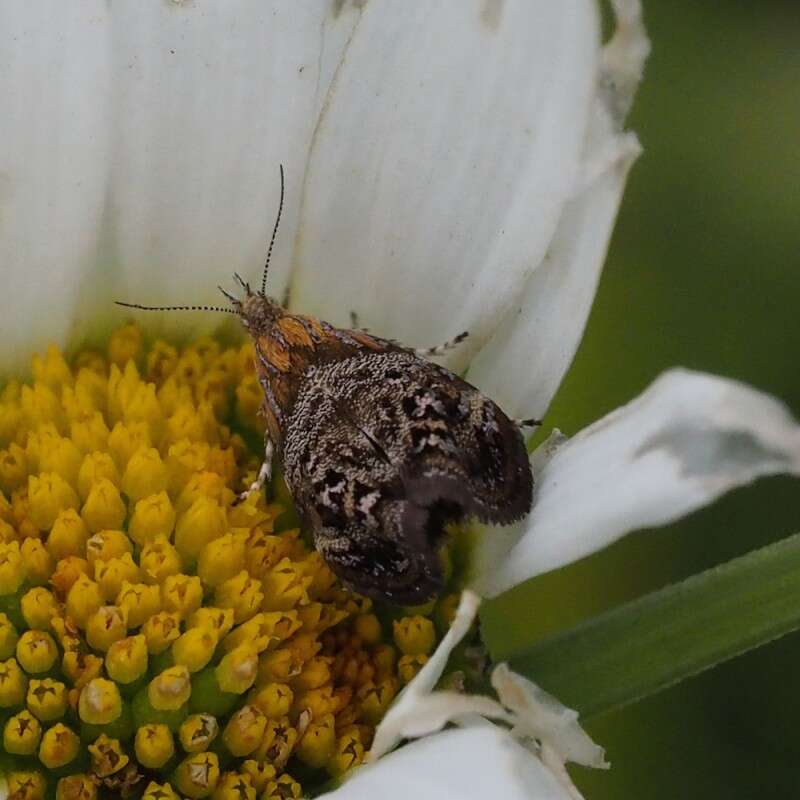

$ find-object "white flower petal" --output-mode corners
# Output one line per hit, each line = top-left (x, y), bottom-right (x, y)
(0, 2), (112, 373)
(321, 726), (575, 800)
(106, 1), (339, 337)
(290, 1), (599, 363)
(492, 663), (607, 770)
(476, 369), (800, 596)
(370, 589), (482, 759)
(466, 0), (649, 418)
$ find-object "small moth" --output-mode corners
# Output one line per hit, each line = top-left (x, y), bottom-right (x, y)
(118, 167), (535, 605)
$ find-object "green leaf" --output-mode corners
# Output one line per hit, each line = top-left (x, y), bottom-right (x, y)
(506, 532), (800, 719)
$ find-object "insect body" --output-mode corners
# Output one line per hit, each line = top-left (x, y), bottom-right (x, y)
(117, 168), (534, 605)
(230, 288), (533, 604)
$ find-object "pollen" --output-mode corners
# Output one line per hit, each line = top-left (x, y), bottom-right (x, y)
(0, 326), (452, 796)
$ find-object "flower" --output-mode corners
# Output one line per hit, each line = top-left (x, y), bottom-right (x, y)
(3, 1), (800, 799)
(0, 329), (448, 797)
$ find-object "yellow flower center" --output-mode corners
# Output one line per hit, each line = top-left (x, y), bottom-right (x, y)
(0, 324), (456, 799)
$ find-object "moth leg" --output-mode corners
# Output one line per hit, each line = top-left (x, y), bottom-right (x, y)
(415, 330), (469, 358)
(514, 417), (542, 430)
(349, 310), (370, 332)
(236, 435), (274, 503)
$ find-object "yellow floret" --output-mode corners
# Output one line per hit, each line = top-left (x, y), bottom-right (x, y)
(146, 340), (178, 383)
(105, 634), (149, 684)
(86, 529), (132, 566)
(27, 678), (68, 721)
(21, 538), (55, 586)
(214, 570), (263, 624)
(46, 508), (90, 560)
(88, 734), (129, 777)
(398, 653), (429, 684)
(81, 480), (126, 532)
(28, 473), (79, 531)
(149, 665), (192, 711)
(51, 556), (91, 599)
(32, 345), (73, 392)
(174, 496), (227, 562)
(263, 773), (302, 800)
(216, 646), (258, 695)
(354, 613), (383, 646)
(222, 610), (297, 654)
(62, 651), (104, 689)
(296, 713), (336, 769)
(249, 683), (293, 719)
(8, 770), (47, 800)
(240, 760), (276, 794)
(140, 536), (183, 584)
(128, 491), (176, 546)
(21, 383), (64, 434)
(123, 382), (165, 441)
(212, 772), (257, 800)
(326, 730), (365, 778)
(0, 443), (28, 495)
(117, 580), (161, 627)
(4, 709), (42, 754)
(0, 613), (19, 659)
(142, 611), (182, 654)
(176, 471), (232, 514)
(222, 704), (266, 756)
(393, 614), (436, 656)
(174, 751), (220, 799)
(135, 723), (175, 769)
(78, 678), (122, 725)
(16, 630), (58, 674)
(179, 713), (219, 753)
(161, 573), (204, 618)
(187, 606), (235, 639)
(260, 558), (311, 612)
(197, 532), (245, 588)
(70, 412), (110, 455)
(0, 541), (25, 595)
(165, 439), (211, 495)
(56, 774), (98, 800)
(77, 452), (120, 503)
(142, 782), (180, 800)
(172, 627), (218, 673)
(39, 722), (80, 768)
(122, 447), (169, 503)
(65, 574), (104, 629)
(95, 553), (140, 601)
(38, 436), (82, 488)
(253, 716), (297, 767)
(86, 605), (127, 651)
(107, 420), (151, 470)
(108, 322), (143, 368)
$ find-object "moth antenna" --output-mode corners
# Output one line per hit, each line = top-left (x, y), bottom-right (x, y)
(115, 300), (239, 315)
(218, 286), (240, 304)
(233, 273), (249, 293)
(261, 163), (285, 296)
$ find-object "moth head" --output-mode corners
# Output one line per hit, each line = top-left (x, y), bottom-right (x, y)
(219, 277), (281, 336)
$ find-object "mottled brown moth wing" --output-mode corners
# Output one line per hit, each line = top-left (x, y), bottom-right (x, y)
(281, 339), (532, 605)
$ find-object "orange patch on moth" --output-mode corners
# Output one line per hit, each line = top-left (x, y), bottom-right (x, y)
(276, 316), (315, 349)
(296, 315), (326, 340)
(257, 335), (291, 373)
(349, 331), (383, 351)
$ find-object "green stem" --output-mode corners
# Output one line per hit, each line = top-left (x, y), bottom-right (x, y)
(507, 532), (800, 719)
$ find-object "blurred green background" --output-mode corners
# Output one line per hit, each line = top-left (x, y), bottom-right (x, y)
(483, 1), (800, 797)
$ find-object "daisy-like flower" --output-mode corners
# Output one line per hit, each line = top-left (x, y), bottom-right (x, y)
(3, 2), (800, 799)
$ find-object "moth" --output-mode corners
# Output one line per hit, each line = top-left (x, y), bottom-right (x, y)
(118, 167), (535, 605)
